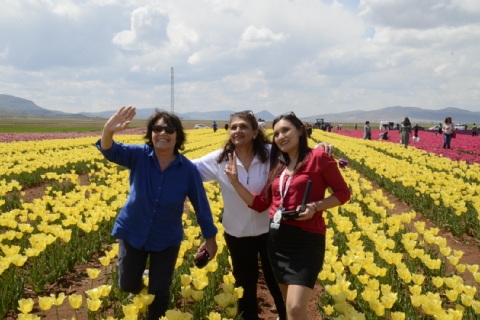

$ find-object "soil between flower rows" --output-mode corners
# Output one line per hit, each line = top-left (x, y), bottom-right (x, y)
(4, 165), (480, 319)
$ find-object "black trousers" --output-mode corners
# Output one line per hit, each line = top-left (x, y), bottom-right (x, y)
(473, 132), (477, 137)
(118, 239), (180, 320)
(224, 232), (286, 320)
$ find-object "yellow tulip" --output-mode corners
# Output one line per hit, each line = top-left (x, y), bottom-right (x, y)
(207, 312), (221, 320)
(226, 306), (238, 317)
(409, 285), (422, 296)
(445, 290), (459, 302)
(214, 293), (232, 308)
(472, 300), (480, 313)
(181, 286), (192, 299)
(391, 312), (405, 320)
(180, 274), (192, 287)
(234, 286), (244, 298)
(98, 256), (110, 266)
(17, 315), (40, 320)
(123, 304), (139, 315)
(381, 292), (397, 309)
(448, 256), (459, 266)
(86, 288), (102, 299)
(461, 293), (473, 307)
(440, 246), (451, 256)
(412, 274), (425, 285)
(87, 298), (101, 312)
(17, 298), (34, 314)
(432, 277), (444, 288)
(222, 283), (234, 294)
(68, 294), (83, 309)
(51, 292), (66, 305)
(324, 304), (334, 315)
(99, 285), (112, 297)
(463, 285), (476, 297)
(38, 296), (54, 311)
(467, 264), (479, 274)
(191, 290), (204, 301)
(87, 268), (101, 279)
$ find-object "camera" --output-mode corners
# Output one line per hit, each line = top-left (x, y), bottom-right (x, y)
(194, 249), (210, 269)
(281, 180), (313, 221)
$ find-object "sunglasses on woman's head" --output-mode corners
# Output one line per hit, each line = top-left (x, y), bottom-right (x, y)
(277, 111), (296, 118)
(230, 110), (254, 118)
(152, 125), (176, 134)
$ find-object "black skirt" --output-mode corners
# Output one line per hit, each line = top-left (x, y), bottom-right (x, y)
(267, 221), (326, 289)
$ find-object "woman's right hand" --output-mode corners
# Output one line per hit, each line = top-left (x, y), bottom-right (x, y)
(104, 106), (136, 133)
(224, 153), (240, 186)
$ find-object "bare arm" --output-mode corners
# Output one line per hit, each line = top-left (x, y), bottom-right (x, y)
(224, 153), (255, 206)
(101, 106), (136, 150)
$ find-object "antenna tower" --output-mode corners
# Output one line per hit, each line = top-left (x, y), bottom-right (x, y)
(171, 67), (174, 114)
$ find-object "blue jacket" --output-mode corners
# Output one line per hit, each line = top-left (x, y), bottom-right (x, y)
(96, 139), (217, 251)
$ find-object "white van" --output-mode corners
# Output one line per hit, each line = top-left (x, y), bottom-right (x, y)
(379, 121), (399, 130)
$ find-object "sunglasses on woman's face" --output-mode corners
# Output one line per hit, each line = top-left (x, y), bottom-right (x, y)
(152, 125), (176, 134)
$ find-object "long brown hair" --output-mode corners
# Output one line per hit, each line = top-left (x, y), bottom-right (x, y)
(216, 113), (270, 164)
(445, 116), (452, 124)
(264, 113), (311, 201)
(144, 111), (186, 154)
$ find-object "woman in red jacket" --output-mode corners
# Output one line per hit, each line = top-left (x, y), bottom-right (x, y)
(224, 112), (351, 320)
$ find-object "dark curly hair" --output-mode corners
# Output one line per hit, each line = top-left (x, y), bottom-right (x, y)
(144, 111), (186, 154)
(216, 113), (270, 164)
(264, 113), (311, 201)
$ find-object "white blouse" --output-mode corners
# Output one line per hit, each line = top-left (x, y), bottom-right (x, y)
(192, 146), (272, 238)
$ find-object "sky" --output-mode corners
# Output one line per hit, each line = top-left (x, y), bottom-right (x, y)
(1, 0), (479, 117)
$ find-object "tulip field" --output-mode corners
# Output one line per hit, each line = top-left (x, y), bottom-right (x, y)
(1, 127), (480, 320)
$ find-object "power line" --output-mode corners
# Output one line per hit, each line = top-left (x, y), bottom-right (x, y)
(171, 67), (174, 114)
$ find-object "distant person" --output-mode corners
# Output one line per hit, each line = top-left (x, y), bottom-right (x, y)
(354, 124), (357, 130)
(396, 123), (400, 130)
(379, 132), (389, 140)
(213, 121), (218, 132)
(306, 123), (313, 137)
(258, 118), (266, 130)
(400, 117), (412, 148)
(225, 123), (229, 131)
(437, 123), (442, 136)
(473, 123), (477, 137)
(363, 121), (371, 140)
(339, 123), (342, 130)
(465, 124), (468, 130)
(442, 117), (454, 149)
(328, 125), (332, 132)
(414, 124), (419, 139)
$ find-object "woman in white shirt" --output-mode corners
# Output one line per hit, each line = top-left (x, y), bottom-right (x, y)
(194, 110), (332, 320)
(442, 116), (454, 149)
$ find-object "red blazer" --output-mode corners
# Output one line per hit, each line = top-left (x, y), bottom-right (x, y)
(249, 148), (351, 234)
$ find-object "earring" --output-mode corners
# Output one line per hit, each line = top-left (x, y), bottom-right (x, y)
(253, 136), (256, 139)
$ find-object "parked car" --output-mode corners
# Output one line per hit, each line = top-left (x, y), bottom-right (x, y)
(379, 121), (399, 130)
(429, 125), (440, 130)
(194, 124), (210, 129)
(455, 124), (466, 130)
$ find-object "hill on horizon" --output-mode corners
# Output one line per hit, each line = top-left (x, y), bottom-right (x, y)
(302, 106), (480, 123)
(1, 94), (479, 123)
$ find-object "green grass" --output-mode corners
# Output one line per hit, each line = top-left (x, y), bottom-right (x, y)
(0, 126), (109, 133)
(0, 122), (60, 125)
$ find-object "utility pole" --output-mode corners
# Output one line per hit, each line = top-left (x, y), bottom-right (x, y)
(171, 67), (174, 114)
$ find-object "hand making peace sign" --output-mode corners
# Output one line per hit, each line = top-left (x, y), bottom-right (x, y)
(224, 153), (240, 186)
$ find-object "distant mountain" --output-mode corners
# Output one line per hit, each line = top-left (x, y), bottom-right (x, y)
(256, 110), (276, 121)
(0, 94), (87, 118)
(302, 106), (480, 123)
(81, 108), (276, 121)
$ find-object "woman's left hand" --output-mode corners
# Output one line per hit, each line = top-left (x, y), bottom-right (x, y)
(295, 203), (316, 221)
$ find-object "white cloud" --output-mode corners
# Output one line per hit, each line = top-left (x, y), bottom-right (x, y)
(112, 5), (169, 52)
(0, 0), (479, 116)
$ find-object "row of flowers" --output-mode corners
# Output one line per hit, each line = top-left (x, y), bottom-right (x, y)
(0, 129), (234, 319)
(303, 139), (480, 319)
(335, 129), (480, 164)
(311, 130), (480, 240)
